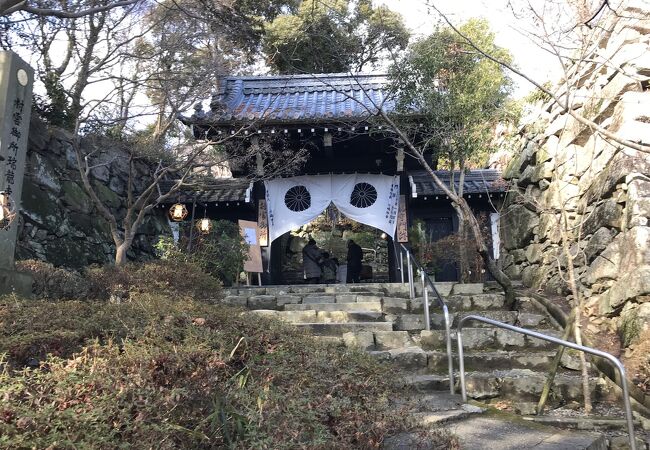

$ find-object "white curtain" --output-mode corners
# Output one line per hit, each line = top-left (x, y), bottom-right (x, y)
(265, 174), (400, 243)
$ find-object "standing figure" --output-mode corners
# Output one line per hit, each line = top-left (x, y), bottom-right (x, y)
(302, 238), (323, 284)
(320, 252), (338, 284)
(346, 239), (363, 283)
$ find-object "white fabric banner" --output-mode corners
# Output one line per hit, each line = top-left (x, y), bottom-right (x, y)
(265, 174), (400, 243)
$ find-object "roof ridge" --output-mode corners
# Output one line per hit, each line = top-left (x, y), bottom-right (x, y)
(220, 72), (388, 82)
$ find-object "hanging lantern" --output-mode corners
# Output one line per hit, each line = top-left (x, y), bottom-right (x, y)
(196, 218), (212, 234)
(196, 206), (212, 234)
(0, 191), (16, 230)
(169, 203), (188, 222)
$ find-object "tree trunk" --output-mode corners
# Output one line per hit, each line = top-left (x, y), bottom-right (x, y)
(537, 309), (576, 414)
(457, 200), (516, 308)
(559, 209), (593, 414)
(115, 242), (130, 266)
(452, 203), (470, 283)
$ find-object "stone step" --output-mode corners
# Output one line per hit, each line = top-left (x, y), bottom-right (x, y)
(248, 309), (385, 324)
(412, 292), (508, 313)
(284, 301), (383, 312)
(443, 416), (606, 450)
(461, 369), (608, 404)
(403, 374), (451, 392)
(420, 328), (563, 351)
(522, 415), (643, 432)
(368, 347), (429, 373)
(294, 321), (394, 336)
(226, 282), (495, 301)
(401, 370), (608, 406)
(428, 311), (551, 330)
(426, 350), (580, 373)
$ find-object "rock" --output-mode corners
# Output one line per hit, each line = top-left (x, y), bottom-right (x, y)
(600, 266), (650, 312)
(29, 152), (61, 193)
(374, 331), (412, 349)
(451, 283), (484, 295)
(248, 295), (278, 310)
(495, 329), (526, 348)
(582, 199), (623, 235)
(521, 265), (548, 289)
(525, 244), (543, 264)
(501, 205), (539, 250)
(584, 226), (649, 285)
(61, 181), (93, 214)
(342, 331), (375, 350)
(584, 227), (616, 263)
(395, 314), (425, 331)
(511, 249), (527, 263)
(91, 180), (121, 209)
(419, 330), (444, 349)
(382, 297), (410, 313)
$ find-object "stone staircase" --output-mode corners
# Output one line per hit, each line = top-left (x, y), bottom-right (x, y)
(224, 282), (640, 449)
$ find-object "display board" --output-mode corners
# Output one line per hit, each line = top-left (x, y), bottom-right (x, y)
(238, 220), (263, 273)
(397, 195), (408, 243)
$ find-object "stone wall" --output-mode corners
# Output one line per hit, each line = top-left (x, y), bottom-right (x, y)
(16, 118), (170, 268)
(500, 3), (650, 333)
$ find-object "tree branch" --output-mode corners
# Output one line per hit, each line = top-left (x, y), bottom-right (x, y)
(427, 2), (650, 155)
(2, 0), (140, 18)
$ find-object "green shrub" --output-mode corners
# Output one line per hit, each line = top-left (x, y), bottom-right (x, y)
(0, 296), (449, 449)
(85, 259), (222, 302)
(16, 260), (90, 301)
(157, 220), (249, 286)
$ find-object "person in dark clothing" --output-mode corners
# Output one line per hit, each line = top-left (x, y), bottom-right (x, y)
(302, 238), (323, 284)
(346, 239), (363, 283)
(320, 252), (338, 283)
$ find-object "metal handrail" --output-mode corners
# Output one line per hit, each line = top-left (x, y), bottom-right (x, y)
(457, 314), (636, 450)
(399, 244), (454, 394)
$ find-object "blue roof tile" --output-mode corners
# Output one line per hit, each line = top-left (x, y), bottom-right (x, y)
(185, 73), (396, 125)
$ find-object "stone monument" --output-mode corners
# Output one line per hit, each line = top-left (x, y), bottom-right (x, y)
(0, 50), (34, 296)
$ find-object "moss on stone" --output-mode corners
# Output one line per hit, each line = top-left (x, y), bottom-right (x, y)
(61, 181), (92, 214)
(91, 180), (122, 209)
(21, 182), (62, 230)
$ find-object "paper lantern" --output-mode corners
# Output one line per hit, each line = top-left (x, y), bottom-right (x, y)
(197, 218), (212, 234)
(169, 203), (188, 221)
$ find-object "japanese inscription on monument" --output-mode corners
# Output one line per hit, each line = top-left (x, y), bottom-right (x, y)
(0, 51), (34, 271)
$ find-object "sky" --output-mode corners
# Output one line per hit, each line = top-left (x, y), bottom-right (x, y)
(375, 0), (563, 97)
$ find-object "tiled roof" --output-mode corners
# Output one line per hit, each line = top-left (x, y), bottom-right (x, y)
(410, 170), (509, 197)
(182, 73), (396, 125)
(159, 179), (253, 204)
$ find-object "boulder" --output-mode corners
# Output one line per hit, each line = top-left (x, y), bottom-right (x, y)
(61, 181), (93, 214)
(584, 227), (616, 263)
(582, 199), (623, 235)
(501, 205), (539, 250)
(600, 266), (650, 313)
(584, 226), (649, 285)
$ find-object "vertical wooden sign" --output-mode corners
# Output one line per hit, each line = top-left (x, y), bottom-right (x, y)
(258, 199), (268, 247)
(239, 220), (263, 273)
(397, 195), (408, 243)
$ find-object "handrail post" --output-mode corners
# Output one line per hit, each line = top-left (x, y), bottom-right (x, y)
(400, 250), (405, 284)
(458, 326), (466, 401)
(406, 250), (415, 299)
(443, 303), (454, 394)
(457, 314), (637, 450)
(420, 269), (430, 331)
